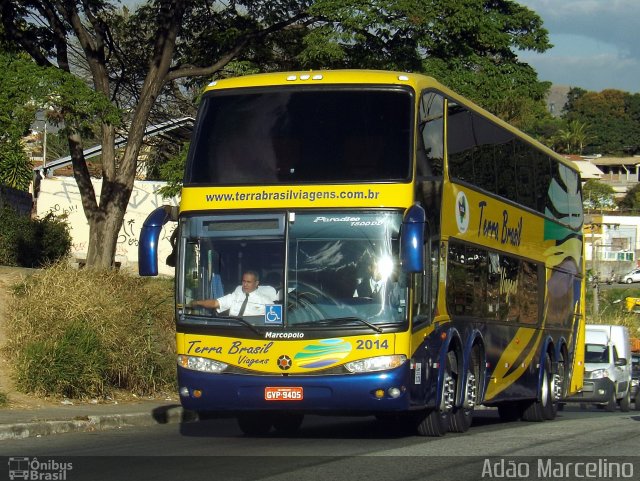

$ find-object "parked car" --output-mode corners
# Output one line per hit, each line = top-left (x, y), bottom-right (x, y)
(566, 325), (632, 411)
(620, 269), (640, 284)
(631, 352), (640, 411)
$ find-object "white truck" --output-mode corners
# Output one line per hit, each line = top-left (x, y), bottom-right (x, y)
(571, 324), (632, 411)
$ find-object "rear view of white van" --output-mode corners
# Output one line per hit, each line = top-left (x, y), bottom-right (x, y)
(578, 324), (632, 411)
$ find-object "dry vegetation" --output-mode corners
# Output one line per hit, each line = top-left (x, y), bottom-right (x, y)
(4, 263), (176, 400)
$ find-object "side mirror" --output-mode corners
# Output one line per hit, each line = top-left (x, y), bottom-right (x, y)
(139, 206), (176, 276)
(401, 204), (426, 273)
(615, 358), (628, 367)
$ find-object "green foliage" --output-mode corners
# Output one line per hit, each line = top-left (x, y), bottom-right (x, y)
(582, 180), (615, 211)
(0, 138), (32, 190)
(563, 89), (640, 155)
(16, 321), (108, 398)
(156, 142), (189, 199)
(587, 287), (640, 335)
(551, 120), (590, 154)
(0, 392), (8, 407)
(618, 183), (640, 212)
(422, 56), (551, 129)
(6, 264), (176, 398)
(0, 51), (120, 191)
(0, 207), (71, 268)
(1, 0), (553, 267)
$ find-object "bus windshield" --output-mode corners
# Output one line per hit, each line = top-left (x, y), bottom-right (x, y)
(185, 88), (413, 185)
(179, 211), (408, 329)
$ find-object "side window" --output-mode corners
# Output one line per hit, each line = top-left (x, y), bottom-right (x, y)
(418, 91), (444, 177)
(447, 102), (475, 185)
(446, 243), (488, 317)
(472, 112), (514, 196)
(446, 241), (539, 324)
(533, 152), (551, 215)
(515, 140), (537, 210)
(495, 141), (516, 201)
(519, 261), (539, 324)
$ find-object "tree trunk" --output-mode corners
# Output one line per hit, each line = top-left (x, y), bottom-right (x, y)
(86, 208), (124, 269)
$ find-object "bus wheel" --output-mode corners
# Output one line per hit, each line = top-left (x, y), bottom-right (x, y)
(449, 349), (479, 433)
(237, 412), (273, 436)
(522, 354), (553, 422)
(272, 412), (304, 435)
(546, 354), (564, 420)
(417, 352), (455, 436)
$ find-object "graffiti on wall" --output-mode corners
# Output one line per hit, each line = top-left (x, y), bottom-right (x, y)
(37, 177), (178, 274)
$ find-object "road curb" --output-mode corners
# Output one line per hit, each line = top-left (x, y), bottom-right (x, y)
(0, 405), (198, 440)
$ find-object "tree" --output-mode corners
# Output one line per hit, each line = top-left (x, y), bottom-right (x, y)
(0, 0), (552, 268)
(0, 51), (111, 190)
(0, 52), (51, 190)
(564, 89), (640, 155)
(618, 183), (640, 212)
(552, 120), (589, 154)
(582, 179), (615, 211)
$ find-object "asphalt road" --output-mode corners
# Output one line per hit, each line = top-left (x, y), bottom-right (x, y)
(2, 405), (639, 481)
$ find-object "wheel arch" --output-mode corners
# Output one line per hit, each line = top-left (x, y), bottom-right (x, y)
(460, 330), (486, 406)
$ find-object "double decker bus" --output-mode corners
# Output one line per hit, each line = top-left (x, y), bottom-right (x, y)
(139, 70), (585, 436)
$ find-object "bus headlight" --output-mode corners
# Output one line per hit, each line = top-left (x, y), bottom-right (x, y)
(587, 369), (608, 380)
(345, 355), (407, 373)
(177, 355), (228, 373)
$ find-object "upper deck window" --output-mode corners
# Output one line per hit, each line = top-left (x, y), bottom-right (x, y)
(185, 87), (413, 185)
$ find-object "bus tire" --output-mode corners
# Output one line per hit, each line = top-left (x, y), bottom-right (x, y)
(545, 353), (563, 421)
(417, 352), (454, 437)
(449, 347), (479, 433)
(522, 354), (553, 422)
(417, 409), (448, 437)
(272, 412), (305, 434)
(237, 412), (273, 436)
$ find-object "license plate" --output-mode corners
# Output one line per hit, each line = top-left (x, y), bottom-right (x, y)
(265, 387), (303, 401)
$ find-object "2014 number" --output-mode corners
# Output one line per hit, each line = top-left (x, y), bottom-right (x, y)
(356, 339), (389, 350)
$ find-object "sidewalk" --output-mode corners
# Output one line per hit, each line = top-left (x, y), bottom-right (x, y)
(0, 399), (197, 440)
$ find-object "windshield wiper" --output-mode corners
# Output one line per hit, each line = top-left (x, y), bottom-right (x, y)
(295, 317), (383, 333)
(208, 315), (262, 336)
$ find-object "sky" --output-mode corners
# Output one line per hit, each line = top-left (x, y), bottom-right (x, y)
(516, 1), (640, 93)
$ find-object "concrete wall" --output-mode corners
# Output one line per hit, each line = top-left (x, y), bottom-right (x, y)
(35, 176), (178, 275)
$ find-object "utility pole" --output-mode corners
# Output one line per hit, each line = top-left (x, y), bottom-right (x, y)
(42, 120), (47, 167)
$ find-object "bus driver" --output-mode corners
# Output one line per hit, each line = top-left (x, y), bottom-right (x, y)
(191, 270), (277, 316)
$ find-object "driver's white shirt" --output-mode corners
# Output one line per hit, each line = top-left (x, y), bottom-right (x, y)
(217, 286), (277, 316)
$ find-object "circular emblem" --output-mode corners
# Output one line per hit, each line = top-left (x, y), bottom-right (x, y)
(277, 355), (292, 370)
(455, 191), (470, 234)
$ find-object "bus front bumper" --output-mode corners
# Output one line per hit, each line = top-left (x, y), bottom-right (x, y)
(177, 364), (411, 414)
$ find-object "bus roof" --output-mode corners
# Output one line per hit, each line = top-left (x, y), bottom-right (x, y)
(203, 70), (436, 92)
(204, 69), (578, 174)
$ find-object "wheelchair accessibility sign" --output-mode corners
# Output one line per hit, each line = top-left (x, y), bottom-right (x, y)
(264, 304), (283, 325)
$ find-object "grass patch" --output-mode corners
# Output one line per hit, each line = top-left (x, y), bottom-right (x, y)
(5, 263), (175, 399)
(0, 392), (7, 407)
(586, 286), (640, 335)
